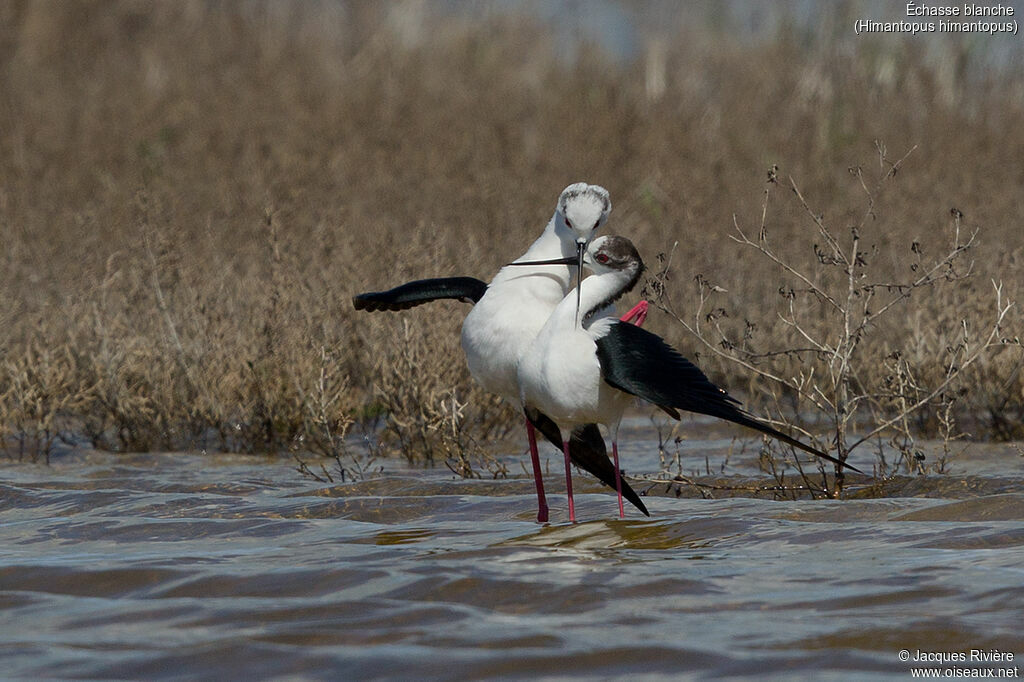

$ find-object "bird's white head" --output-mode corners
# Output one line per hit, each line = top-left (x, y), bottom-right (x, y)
(558, 184), (611, 324)
(574, 235), (646, 323)
(585, 235), (645, 277)
(556, 183), (611, 247)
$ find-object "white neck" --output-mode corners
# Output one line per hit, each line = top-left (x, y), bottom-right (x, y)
(549, 267), (634, 329)
(518, 211), (578, 261)
(490, 212), (576, 290)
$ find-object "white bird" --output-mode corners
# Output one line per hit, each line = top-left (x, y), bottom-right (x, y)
(353, 184), (650, 522)
(517, 235), (863, 522)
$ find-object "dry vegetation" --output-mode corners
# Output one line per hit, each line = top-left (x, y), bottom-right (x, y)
(647, 146), (1017, 496)
(1, 2), (1021, 475)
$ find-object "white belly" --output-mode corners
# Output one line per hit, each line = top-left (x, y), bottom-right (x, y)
(460, 273), (567, 404)
(518, 329), (608, 428)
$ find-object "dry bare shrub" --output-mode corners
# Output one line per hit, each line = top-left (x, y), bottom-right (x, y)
(370, 317), (512, 478)
(650, 146), (1017, 495)
(290, 345), (373, 483)
(0, 342), (80, 462)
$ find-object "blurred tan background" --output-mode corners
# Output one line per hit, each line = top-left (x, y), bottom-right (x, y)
(1, 1), (1021, 460)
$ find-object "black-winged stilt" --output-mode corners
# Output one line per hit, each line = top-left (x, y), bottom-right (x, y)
(353, 184), (650, 522)
(516, 235), (863, 522)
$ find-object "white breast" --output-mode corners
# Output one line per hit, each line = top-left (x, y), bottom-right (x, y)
(517, 293), (633, 434)
(518, 325), (605, 426)
(460, 266), (569, 404)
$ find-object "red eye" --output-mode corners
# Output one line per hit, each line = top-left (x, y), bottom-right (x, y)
(596, 253), (609, 264)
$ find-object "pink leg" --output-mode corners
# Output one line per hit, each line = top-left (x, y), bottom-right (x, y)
(561, 440), (576, 523)
(525, 419), (549, 523)
(612, 440), (624, 519)
(620, 300), (648, 327)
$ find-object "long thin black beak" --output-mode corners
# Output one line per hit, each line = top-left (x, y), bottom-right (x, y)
(505, 256), (577, 267)
(506, 244), (587, 325)
(574, 240), (585, 327)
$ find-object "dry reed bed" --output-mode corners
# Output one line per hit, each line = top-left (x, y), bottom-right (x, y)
(0, 2), (1021, 472)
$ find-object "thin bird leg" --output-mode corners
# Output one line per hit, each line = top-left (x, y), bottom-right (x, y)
(611, 440), (625, 519)
(620, 300), (648, 327)
(525, 419), (549, 523)
(561, 440), (577, 523)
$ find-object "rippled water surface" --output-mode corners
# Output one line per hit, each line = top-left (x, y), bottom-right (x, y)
(2, 432), (1022, 680)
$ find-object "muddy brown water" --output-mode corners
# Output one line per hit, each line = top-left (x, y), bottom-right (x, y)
(1, 425), (1022, 680)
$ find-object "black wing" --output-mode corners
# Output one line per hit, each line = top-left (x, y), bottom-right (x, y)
(353, 277), (488, 312)
(528, 411), (650, 516)
(595, 322), (862, 474)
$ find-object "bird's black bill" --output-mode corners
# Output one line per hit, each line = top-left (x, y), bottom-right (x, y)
(575, 240), (585, 327)
(505, 256), (577, 267)
(505, 245), (586, 325)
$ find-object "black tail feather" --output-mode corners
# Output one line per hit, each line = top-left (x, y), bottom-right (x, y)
(353, 277), (488, 312)
(528, 411), (650, 516)
(708, 407), (863, 475)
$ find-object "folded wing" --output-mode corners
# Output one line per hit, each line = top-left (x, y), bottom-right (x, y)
(595, 322), (861, 474)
